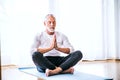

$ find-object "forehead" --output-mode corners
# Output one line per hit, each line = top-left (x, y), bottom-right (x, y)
(45, 15), (56, 22)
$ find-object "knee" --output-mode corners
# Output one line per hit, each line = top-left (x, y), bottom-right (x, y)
(32, 52), (43, 59)
(74, 50), (83, 59)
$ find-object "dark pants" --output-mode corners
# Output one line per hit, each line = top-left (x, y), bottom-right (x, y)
(32, 50), (83, 73)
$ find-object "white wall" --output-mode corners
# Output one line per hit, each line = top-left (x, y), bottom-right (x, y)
(1, 0), (120, 66)
(55, 0), (120, 60)
(54, 0), (104, 60)
(1, 0), (49, 65)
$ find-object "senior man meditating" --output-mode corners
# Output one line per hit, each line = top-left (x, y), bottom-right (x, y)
(31, 14), (83, 77)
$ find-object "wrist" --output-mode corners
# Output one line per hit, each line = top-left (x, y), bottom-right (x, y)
(55, 47), (59, 50)
(49, 46), (54, 50)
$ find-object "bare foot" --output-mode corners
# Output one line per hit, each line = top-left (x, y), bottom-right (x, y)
(45, 67), (62, 77)
(45, 69), (52, 77)
(46, 69), (56, 77)
(62, 67), (74, 74)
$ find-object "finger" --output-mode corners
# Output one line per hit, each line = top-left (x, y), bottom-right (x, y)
(53, 34), (56, 42)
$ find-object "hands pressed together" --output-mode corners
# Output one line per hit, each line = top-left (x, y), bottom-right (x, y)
(50, 34), (58, 50)
(37, 34), (70, 54)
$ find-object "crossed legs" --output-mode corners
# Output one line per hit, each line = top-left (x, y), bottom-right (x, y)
(32, 50), (83, 76)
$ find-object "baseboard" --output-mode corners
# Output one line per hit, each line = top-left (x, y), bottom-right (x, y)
(1, 64), (17, 67)
(82, 59), (120, 62)
(1, 64), (18, 70)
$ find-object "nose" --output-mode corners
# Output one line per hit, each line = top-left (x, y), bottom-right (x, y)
(50, 22), (54, 26)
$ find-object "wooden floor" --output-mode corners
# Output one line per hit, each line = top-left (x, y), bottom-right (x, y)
(1, 60), (120, 80)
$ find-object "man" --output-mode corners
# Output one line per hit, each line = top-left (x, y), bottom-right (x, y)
(31, 14), (83, 76)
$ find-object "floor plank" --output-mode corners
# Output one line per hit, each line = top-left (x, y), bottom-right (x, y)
(2, 61), (120, 80)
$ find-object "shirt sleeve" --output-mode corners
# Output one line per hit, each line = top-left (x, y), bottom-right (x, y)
(30, 33), (41, 55)
(62, 34), (74, 53)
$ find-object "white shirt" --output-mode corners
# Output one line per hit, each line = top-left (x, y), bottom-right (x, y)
(31, 31), (74, 56)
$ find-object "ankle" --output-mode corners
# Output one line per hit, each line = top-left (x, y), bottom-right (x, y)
(53, 67), (62, 73)
(62, 67), (74, 74)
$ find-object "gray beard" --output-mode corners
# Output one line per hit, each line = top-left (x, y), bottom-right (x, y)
(47, 27), (55, 32)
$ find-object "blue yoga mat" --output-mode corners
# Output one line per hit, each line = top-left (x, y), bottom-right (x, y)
(19, 67), (113, 80)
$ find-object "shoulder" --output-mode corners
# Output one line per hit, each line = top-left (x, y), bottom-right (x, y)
(35, 31), (44, 39)
(55, 31), (68, 39)
(56, 31), (66, 36)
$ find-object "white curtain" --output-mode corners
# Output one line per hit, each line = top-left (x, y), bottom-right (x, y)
(50, 0), (120, 60)
(1, 0), (120, 66)
(102, 0), (120, 59)
(1, 0), (50, 65)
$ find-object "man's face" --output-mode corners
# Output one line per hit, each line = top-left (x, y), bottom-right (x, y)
(44, 16), (56, 33)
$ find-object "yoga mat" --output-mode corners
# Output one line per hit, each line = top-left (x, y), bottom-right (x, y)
(19, 67), (113, 80)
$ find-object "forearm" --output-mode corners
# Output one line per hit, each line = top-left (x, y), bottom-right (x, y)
(37, 47), (52, 54)
(56, 47), (70, 54)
